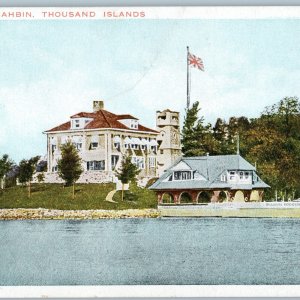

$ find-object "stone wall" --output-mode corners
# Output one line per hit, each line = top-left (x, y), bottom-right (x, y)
(32, 171), (114, 184)
(0, 208), (159, 220)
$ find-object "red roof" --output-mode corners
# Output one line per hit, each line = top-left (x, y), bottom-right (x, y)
(45, 109), (158, 133)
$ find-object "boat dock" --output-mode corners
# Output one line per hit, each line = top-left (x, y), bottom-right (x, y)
(158, 202), (300, 218)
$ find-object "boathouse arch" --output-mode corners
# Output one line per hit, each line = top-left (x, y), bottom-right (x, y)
(179, 191), (193, 204)
(250, 190), (260, 201)
(197, 191), (211, 204)
(219, 191), (227, 202)
(161, 192), (175, 204)
(233, 190), (245, 202)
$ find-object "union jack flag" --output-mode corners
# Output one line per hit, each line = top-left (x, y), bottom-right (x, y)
(188, 52), (204, 71)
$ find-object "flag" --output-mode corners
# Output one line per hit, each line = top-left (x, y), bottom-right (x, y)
(188, 52), (204, 71)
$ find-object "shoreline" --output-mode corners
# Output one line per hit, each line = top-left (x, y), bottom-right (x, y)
(0, 208), (159, 220)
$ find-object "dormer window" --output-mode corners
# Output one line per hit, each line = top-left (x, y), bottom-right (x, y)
(118, 118), (139, 130)
(71, 117), (93, 129)
(173, 171), (192, 181)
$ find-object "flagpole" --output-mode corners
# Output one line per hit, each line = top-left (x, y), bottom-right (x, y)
(187, 46), (190, 110)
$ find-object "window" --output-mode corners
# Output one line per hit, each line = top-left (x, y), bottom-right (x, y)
(124, 143), (129, 149)
(52, 166), (58, 172)
(51, 145), (57, 152)
(239, 171), (244, 179)
(87, 160), (105, 171)
(229, 171), (235, 180)
(141, 145), (146, 150)
(111, 155), (119, 170)
(149, 157), (156, 168)
(160, 149), (164, 154)
(114, 142), (120, 150)
(75, 143), (82, 151)
(90, 142), (98, 150)
(245, 172), (249, 179)
(173, 171), (192, 181)
(131, 157), (145, 169)
(151, 146), (157, 152)
(75, 120), (80, 128)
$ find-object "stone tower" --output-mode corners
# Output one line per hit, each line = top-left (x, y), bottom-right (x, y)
(156, 109), (182, 176)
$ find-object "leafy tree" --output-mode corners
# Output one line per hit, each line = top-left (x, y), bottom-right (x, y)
(57, 141), (83, 199)
(18, 156), (40, 197)
(263, 96), (300, 138)
(244, 97), (300, 200)
(5, 164), (19, 188)
(115, 155), (140, 201)
(0, 154), (14, 189)
(37, 172), (45, 183)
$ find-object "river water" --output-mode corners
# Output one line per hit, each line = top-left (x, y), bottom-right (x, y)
(1, 218), (300, 285)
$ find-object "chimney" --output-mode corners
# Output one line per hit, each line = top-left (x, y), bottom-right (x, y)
(93, 100), (104, 112)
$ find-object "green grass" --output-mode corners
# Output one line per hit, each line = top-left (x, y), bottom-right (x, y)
(0, 183), (158, 210)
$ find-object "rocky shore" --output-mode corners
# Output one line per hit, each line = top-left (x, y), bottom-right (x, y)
(0, 208), (159, 220)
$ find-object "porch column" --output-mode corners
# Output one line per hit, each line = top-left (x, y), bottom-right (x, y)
(173, 191), (180, 204)
(190, 190), (198, 204)
(211, 191), (220, 203)
(259, 190), (264, 202)
(157, 192), (163, 204)
(47, 136), (51, 172)
(107, 132), (112, 172)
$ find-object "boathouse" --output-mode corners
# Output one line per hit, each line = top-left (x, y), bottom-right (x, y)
(149, 154), (270, 204)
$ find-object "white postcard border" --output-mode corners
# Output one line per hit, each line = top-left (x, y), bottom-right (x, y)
(1, 285), (300, 298)
(1, 5), (300, 298)
(0, 6), (300, 20)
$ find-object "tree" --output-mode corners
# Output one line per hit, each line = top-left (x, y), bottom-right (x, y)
(0, 154), (14, 189)
(181, 101), (217, 156)
(243, 97), (300, 200)
(57, 141), (83, 199)
(37, 173), (45, 183)
(18, 156), (40, 197)
(115, 155), (140, 201)
(263, 96), (300, 138)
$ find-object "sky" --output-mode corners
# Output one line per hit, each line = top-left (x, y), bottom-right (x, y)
(1, 18), (300, 162)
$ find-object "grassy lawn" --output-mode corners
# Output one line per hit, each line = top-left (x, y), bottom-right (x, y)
(0, 183), (157, 210)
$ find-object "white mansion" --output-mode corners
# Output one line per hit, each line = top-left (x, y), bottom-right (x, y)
(43, 101), (181, 183)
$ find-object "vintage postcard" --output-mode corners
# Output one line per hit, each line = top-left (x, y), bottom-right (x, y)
(1, 6), (300, 298)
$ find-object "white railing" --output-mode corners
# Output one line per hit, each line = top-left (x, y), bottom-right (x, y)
(159, 201), (300, 210)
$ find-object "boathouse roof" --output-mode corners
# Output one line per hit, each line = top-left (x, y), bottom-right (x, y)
(150, 154), (270, 191)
